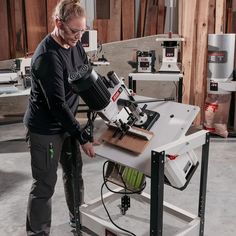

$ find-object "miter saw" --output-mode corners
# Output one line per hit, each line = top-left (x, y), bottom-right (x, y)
(69, 64), (160, 140)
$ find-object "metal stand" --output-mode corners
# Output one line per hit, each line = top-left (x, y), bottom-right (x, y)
(78, 100), (209, 235)
(78, 130), (210, 235)
(150, 131), (210, 235)
(128, 73), (183, 103)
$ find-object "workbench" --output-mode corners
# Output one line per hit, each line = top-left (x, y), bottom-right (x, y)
(79, 97), (210, 236)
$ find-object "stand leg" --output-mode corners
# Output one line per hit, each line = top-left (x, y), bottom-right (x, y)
(150, 151), (165, 236)
(128, 76), (137, 93)
(128, 76), (133, 90)
(198, 133), (210, 236)
(178, 77), (183, 103)
(71, 138), (82, 235)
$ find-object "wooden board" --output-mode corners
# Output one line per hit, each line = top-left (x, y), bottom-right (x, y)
(144, 0), (158, 36)
(24, 0), (47, 54)
(181, 0), (197, 105)
(227, 9), (233, 33)
(215, 0), (226, 33)
(0, 0), (10, 60)
(107, 0), (121, 42)
(96, 0), (110, 19)
(47, 0), (60, 33)
(121, 0), (135, 40)
(100, 126), (154, 155)
(208, 0), (216, 34)
(233, 11), (236, 34)
(137, 0), (147, 37)
(93, 19), (109, 44)
(194, 0), (210, 125)
(178, 0), (183, 35)
(157, 0), (165, 34)
(8, 0), (26, 58)
(233, 0), (236, 34)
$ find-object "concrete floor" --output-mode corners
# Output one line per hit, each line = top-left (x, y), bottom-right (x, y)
(0, 123), (236, 236)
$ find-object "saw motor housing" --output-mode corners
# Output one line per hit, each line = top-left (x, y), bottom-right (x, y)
(69, 64), (158, 138)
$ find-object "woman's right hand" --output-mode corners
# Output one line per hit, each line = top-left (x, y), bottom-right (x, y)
(81, 142), (95, 158)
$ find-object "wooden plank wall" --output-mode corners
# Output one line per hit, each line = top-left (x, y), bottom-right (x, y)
(1, 0), (236, 125)
(95, 0), (166, 42)
(0, 0), (59, 60)
(180, 0), (235, 124)
(0, 0), (11, 60)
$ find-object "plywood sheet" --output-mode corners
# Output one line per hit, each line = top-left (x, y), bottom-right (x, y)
(100, 126), (154, 154)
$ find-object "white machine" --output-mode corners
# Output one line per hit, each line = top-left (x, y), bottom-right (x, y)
(136, 50), (156, 73)
(157, 37), (184, 73)
(0, 57), (31, 93)
(206, 34), (236, 134)
(207, 33), (236, 94)
(79, 100), (209, 236)
(157, 0), (184, 73)
(81, 29), (110, 66)
(81, 30), (98, 52)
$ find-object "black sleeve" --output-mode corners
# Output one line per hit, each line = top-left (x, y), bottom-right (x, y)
(77, 42), (89, 64)
(32, 52), (88, 144)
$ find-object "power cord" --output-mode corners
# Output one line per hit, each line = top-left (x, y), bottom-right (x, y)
(100, 161), (147, 236)
(101, 182), (136, 236)
(102, 161), (146, 195)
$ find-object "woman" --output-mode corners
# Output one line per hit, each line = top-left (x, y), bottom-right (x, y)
(24, 0), (95, 235)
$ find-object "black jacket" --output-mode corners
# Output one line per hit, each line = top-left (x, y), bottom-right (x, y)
(24, 34), (88, 144)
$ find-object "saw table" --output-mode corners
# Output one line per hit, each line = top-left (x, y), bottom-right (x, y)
(79, 98), (210, 236)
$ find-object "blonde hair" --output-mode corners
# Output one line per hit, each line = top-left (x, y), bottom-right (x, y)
(53, 0), (85, 22)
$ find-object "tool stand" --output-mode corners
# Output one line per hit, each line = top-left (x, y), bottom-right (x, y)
(77, 97), (210, 236)
(128, 73), (183, 103)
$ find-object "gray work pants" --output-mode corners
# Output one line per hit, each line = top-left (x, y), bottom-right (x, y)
(26, 131), (84, 236)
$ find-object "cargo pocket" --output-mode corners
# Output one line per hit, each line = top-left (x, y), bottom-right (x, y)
(31, 143), (51, 172)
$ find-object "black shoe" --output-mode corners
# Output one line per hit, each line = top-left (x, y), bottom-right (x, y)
(69, 218), (76, 228)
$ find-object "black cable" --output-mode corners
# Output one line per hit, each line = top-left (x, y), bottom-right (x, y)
(100, 181), (136, 236)
(102, 161), (146, 195)
(100, 161), (148, 236)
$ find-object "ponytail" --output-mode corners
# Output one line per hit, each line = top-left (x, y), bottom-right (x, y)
(52, 0), (85, 22)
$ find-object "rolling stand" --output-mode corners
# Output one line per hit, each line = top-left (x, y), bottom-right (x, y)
(77, 98), (210, 236)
